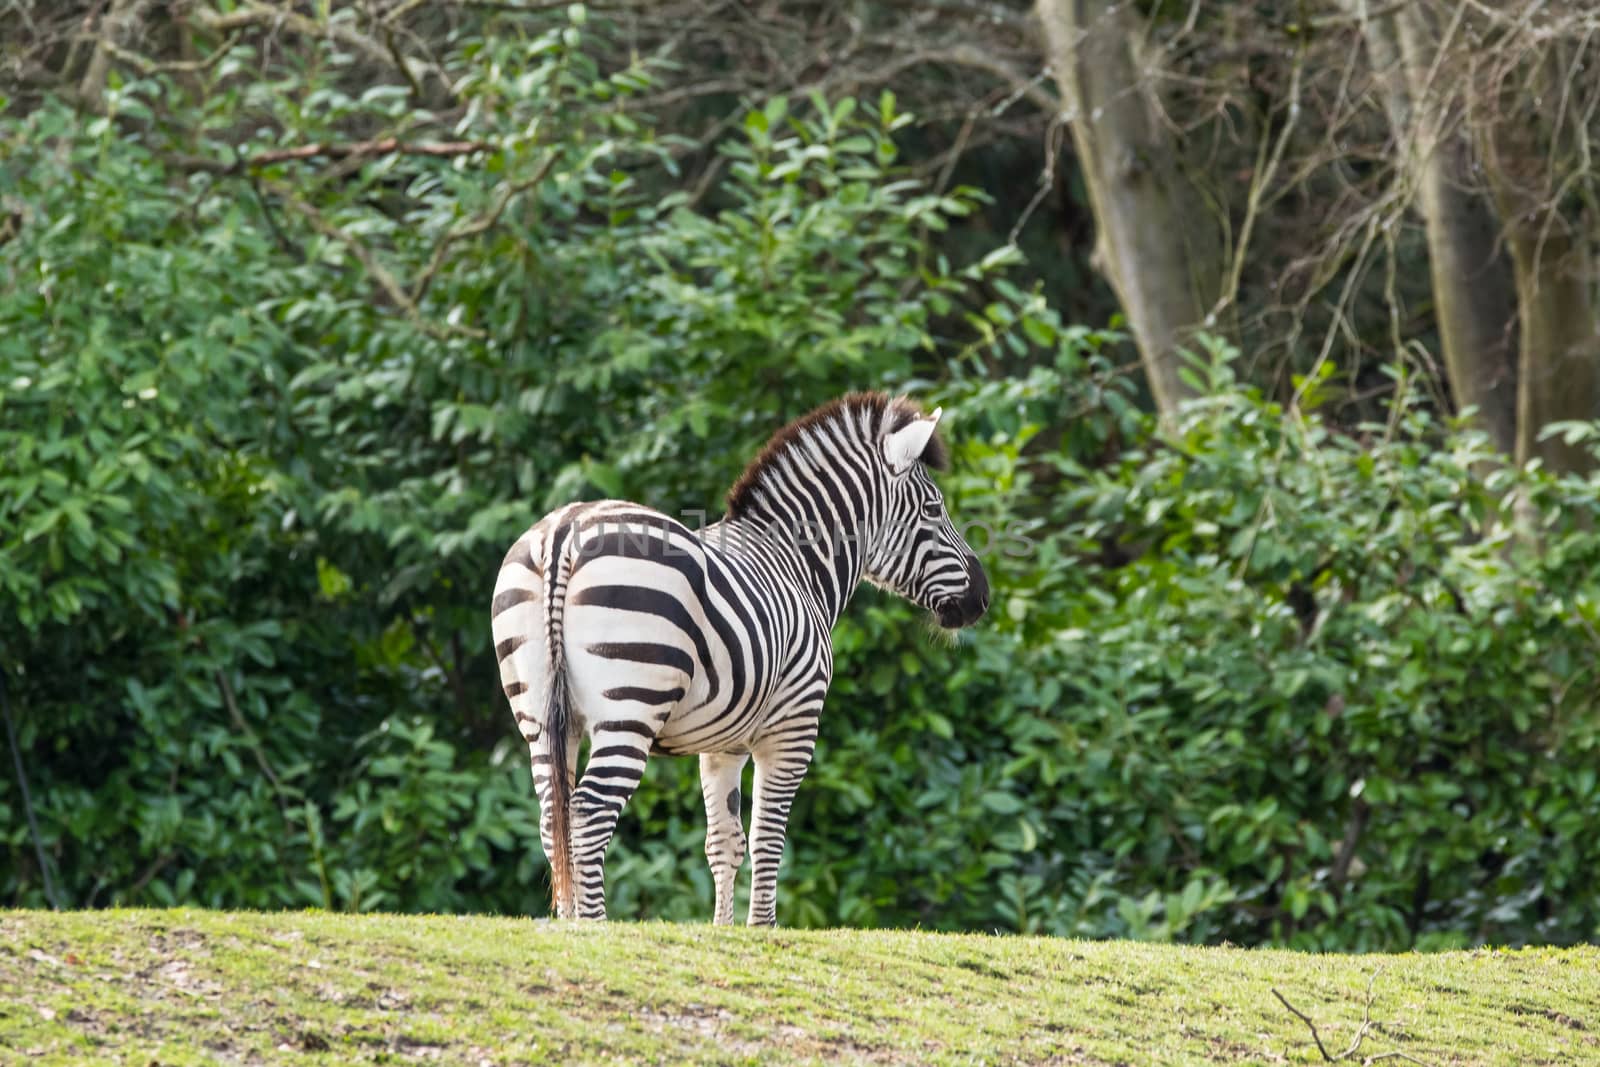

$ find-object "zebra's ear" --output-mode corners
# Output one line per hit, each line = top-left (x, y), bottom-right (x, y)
(883, 408), (942, 473)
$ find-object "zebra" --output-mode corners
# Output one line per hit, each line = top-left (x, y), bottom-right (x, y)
(490, 392), (989, 924)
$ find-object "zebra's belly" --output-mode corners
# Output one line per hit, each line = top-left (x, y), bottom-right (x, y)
(648, 688), (775, 756)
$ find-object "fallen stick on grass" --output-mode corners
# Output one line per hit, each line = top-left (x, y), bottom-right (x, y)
(1270, 969), (1437, 1065)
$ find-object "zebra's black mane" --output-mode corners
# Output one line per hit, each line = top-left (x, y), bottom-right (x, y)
(724, 392), (949, 518)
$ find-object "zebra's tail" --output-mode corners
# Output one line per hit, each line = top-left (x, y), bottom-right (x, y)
(541, 525), (578, 919)
(543, 658), (573, 919)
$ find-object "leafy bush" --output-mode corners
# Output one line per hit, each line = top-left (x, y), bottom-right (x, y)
(922, 351), (1600, 948)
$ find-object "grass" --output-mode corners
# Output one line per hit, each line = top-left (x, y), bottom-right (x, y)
(1, 910), (1596, 1065)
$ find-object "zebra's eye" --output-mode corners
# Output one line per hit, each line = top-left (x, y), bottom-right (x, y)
(920, 499), (943, 521)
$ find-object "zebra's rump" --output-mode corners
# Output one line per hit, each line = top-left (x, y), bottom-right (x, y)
(497, 501), (786, 755)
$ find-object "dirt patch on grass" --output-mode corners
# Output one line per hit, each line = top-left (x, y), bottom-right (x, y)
(1508, 1004), (1587, 1030)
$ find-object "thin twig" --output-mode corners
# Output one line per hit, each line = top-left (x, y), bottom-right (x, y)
(190, 1), (394, 66)
(247, 171), (299, 258)
(1272, 986), (1340, 1061)
(215, 669), (284, 794)
(165, 140), (493, 176)
(77, 0), (153, 108)
(1008, 112), (1066, 246)
(379, 20), (426, 104)
(261, 179), (486, 340)
(0, 665), (62, 909)
(1307, 1), (1409, 29)
(128, 850), (177, 895)
(1271, 970), (1438, 1066)
(448, 0), (585, 11)
(410, 151), (558, 303)
(102, 33), (242, 75)
(933, 105), (980, 199)
(1212, 31), (1306, 323)
(256, 139), (490, 165)
(858, 43), (1059, 116)
(271, 138), (487, 170)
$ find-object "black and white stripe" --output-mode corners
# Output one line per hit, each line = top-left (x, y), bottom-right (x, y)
(491, 393), (989, 923)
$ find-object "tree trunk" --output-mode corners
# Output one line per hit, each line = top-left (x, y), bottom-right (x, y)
(1479, 42), (1600, 473)
(1343, 0), (1519, 456)
(1504, 229), (1599, 473)
(1036, 0), (1226, 416)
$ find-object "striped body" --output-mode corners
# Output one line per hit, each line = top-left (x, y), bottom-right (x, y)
(492, 394), (988, 923)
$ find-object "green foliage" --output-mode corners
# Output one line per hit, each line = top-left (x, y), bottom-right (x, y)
(2, 13), (1597, 951)
(933, 349), (1600, 948)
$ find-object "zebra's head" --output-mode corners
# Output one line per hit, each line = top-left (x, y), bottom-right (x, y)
(865, 404), (990, 630)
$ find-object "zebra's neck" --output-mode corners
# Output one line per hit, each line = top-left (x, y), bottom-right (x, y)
(714, 397), (911, 625)
(704, 503), (874, 625)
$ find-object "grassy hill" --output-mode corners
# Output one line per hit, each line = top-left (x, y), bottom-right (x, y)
(1, 910), (1596, 1065)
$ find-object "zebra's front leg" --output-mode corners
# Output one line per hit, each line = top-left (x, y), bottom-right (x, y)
(569, 721), (658, 919)
(746, 721), (819, 927)
(699, 752), (750, 925)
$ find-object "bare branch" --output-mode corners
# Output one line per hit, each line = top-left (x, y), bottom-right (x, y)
(1271, 971), (1438, 1066)
(879, 0), (1036, 37)
(77, 0), (154, 108)
(1307, 2), (1410, 30)
(216, 669), (284, 795)
(850, 43), (1058, 116)
(247, 172), (299, 259)
(1212, 34), (1307, 322)
(1008, 113), (1067, 246)
(168, 139), (493, 175)
(189, 1), (395, 66)
(101, 34), (242, 76)
(444, 0), (590, 10)
(1272, 986), (1342, 1062)
(1329, 796), (1369, 888)
(262, 179), (486, 340)
(410, 151), (559, 303)
(256, 138), (492, 166)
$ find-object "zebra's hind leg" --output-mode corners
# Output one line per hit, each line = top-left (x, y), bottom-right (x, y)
(746, 718), (820, 927)
(569, 717), (662, 919)
(699, 752), (750, 925)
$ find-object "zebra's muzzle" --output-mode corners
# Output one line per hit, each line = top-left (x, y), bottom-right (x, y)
(936, 555), (989, 629)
